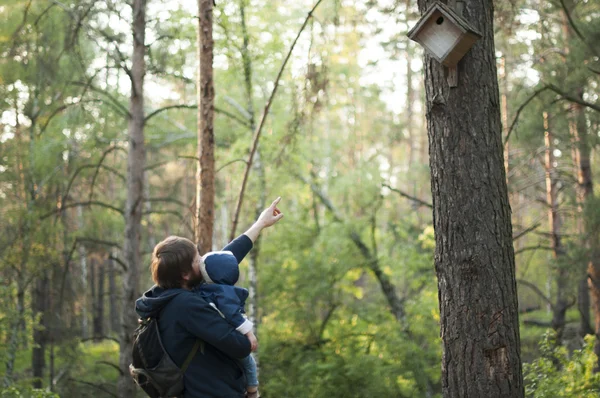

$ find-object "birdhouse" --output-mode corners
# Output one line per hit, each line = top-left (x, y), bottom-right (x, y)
(407, 1), (482, 67)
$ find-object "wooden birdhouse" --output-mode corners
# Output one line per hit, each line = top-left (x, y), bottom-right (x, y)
(407, 1), (482, 67)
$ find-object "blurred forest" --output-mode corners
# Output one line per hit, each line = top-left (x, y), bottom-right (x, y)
(0, 0), (599, 397)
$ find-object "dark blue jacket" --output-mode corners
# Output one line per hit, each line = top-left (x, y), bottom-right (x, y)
(135, 234), (254, 398)
(197, 251), (252, 334)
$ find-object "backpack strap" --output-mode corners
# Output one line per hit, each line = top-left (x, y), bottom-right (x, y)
(181, 339), (203, 372)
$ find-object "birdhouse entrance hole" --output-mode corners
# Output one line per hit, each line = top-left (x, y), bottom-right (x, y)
(419, 10), (463, 62)
(407, 1), (482, 69)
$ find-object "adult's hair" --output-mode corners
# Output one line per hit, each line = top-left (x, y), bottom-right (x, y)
(151, 236), (198, 289)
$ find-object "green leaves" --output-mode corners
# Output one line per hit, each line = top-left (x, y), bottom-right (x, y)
(524, 333), (600, 397)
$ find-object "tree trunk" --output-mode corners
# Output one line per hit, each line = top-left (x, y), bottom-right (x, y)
(90, 256), (96, 337)
(4, 228), (31, 387)
(93, 258), (105, 339)
(32, 271), (49, 388)
(570, 99), (599, 356)
(416, 0), (524, 396)
(572, 99), (595, 339)
(109, 250), (120, 335)
(77, 207), (89, 339)
(196, 0), (216, 254)
(118, 0), (146, 395)
(543, 112), (568, 341)
(238, 0), (262, 335)
(406, 39), (415, 168)
(499, 56), (509, 183)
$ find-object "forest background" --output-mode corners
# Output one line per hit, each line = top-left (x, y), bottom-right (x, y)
(1, 0), (599, 397)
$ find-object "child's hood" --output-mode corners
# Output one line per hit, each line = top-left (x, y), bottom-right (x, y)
(200, 251), (239, 285)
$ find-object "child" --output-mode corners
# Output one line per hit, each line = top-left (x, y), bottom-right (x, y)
(196, 250), (259, 398)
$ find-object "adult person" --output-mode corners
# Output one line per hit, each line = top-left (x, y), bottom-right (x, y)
(135, 197), (284, 397)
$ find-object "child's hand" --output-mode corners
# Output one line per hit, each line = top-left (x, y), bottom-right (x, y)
(246, 331), (258, 352)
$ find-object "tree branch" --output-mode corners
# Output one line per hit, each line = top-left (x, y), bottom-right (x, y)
(517, 279), (554, 310)
(512, 222), (541, 241)
(296, 173), (408, 326)
(74, 238), (121, 250)
(146, 197), (187, 207)
(216, 159), (248, 173)
(514, 245), (555, 255)
(144, 103), (251, 128)
(96, 360), (124, 376)
(223, 96), (253, 121)
(69, 81), (131, 118)
(229, 0), (326, 240)
(8, 0), (33, 56)
(504, 86), (550, 145)
(523, 319), (553, 328)
(80, 336), (120, 344)
(59, 145), (126, 222)
(39, 100), (104, 135)
(144, 155), (200, 172)
(108, 254), (127, 272)
(144, 104), (196, 122)
(42, 201), (124, 220)
(382, 183), (432, 208)
(547, 84), (600, 113)
(558, 0), (600, 59)
(89, 145), (127, 201)
(142, 210), (194, 236)
(68, 378), (117, 398)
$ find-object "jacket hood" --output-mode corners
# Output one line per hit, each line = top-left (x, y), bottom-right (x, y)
(200, 251), (239, 285)
(135, 285), (186, 318)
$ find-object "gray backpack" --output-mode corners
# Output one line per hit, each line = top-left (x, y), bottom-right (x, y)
(129, 317), (202, 398)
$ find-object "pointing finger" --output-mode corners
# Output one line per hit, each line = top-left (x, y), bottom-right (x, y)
(270, 197), (281, 209)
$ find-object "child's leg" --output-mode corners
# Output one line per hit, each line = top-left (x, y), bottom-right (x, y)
(238, 354), (259, 388)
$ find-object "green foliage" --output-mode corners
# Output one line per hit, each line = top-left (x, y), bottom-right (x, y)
(524, 333), (600, 397)
(0, 387), (59, 398)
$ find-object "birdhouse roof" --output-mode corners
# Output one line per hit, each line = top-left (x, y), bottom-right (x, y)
(407, 1), (482, 40)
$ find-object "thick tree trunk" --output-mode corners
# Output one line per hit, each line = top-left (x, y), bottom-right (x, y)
(417, 0), (524, 396)
(196, 0), (216, 254)
(118, 0), (146, 395)
(543, 112), (568, 341)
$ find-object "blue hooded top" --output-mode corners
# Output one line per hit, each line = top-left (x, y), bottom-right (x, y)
(196, 251), (253, 334)
(135, 234), (254, 398)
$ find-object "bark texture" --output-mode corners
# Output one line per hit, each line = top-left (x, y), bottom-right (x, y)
(196, 0), (216, 254)
(416, 0), (524, 396)
(118, 0), (146, 395)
